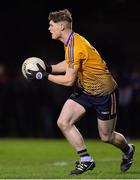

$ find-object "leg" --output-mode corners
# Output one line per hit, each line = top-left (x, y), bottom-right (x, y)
(97, 117), (128, 149)
(57, 99), (95, 174)
(98, 117), (135, 172)
(57, 99), (86, 151)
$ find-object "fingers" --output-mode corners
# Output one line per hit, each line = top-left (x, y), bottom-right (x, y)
(26, 69), (35, 79)
(37, 63), (44, 71)
(26, 65), (45, 80)
(25, 73), (34, 79)
(27, 69), (34, 73)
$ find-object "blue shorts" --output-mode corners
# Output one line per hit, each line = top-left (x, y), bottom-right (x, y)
(69, 87), (119, 120)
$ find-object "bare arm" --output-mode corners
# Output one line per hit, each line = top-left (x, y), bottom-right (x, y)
(48, 67), (78, 86)
(51, 60), (66, 74)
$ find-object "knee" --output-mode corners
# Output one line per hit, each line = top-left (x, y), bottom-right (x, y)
(57, 119), (70, 131)
(100, 133), (113, 143)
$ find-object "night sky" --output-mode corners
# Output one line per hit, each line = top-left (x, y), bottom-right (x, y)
(0, 0), (140, 138)
(0, 0), (139, 75)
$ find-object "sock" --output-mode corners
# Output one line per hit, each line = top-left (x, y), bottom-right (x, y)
(80, 156), (92, 162)
(77, 149), (92, 162)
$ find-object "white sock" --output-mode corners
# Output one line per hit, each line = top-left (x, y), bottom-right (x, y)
(126, 144), (133, 155)
(80, 156), (92, 162)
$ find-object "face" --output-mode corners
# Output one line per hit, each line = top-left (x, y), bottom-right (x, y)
(48, 20), (62, 40)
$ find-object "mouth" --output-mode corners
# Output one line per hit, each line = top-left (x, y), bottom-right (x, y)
(50, 32), (53, 36)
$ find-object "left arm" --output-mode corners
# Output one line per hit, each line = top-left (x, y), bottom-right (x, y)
(48, 67), (78, 86)
(26, 63), (78, 86)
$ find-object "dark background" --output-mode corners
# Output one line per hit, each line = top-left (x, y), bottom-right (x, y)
(0, 0), (140, 139)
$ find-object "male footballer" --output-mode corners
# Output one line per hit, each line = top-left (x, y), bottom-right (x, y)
(26, 9), (135, 175)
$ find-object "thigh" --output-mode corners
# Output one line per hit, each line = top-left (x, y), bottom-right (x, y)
(58, 99), (86, 125)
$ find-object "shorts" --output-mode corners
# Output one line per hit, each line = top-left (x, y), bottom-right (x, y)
(69, 87), (119, 120)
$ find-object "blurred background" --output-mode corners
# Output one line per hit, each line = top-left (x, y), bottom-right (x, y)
(0, 0), (140, 139)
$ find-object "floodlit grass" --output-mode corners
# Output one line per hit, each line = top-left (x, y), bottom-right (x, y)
(0, 138), (139, 179)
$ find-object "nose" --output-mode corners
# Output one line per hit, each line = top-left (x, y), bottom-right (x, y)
(48, 26), (51, 30)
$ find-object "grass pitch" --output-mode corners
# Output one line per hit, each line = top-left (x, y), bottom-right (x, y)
(0, 138), (139, 179)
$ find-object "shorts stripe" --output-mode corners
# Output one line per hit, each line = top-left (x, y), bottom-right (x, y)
(114, 92), (116, 114)
(111, 92), (116, 115)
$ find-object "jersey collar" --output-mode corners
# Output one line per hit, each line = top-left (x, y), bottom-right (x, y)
(65, 31), (74, 46)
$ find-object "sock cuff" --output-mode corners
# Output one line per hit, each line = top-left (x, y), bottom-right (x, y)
(77, 149), (90, 157)
(77, 149), (87, 154)
(122, 144), (129, 153)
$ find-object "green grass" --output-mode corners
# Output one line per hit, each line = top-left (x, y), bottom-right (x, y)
(0, 138), (139, 179)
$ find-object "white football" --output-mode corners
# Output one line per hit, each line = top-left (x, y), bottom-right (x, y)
(21, 57), (46, 79)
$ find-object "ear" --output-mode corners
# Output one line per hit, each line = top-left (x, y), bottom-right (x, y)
(60, 23), (65, 31)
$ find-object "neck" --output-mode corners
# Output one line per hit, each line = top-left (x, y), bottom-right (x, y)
(59, 30), (73, 45)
